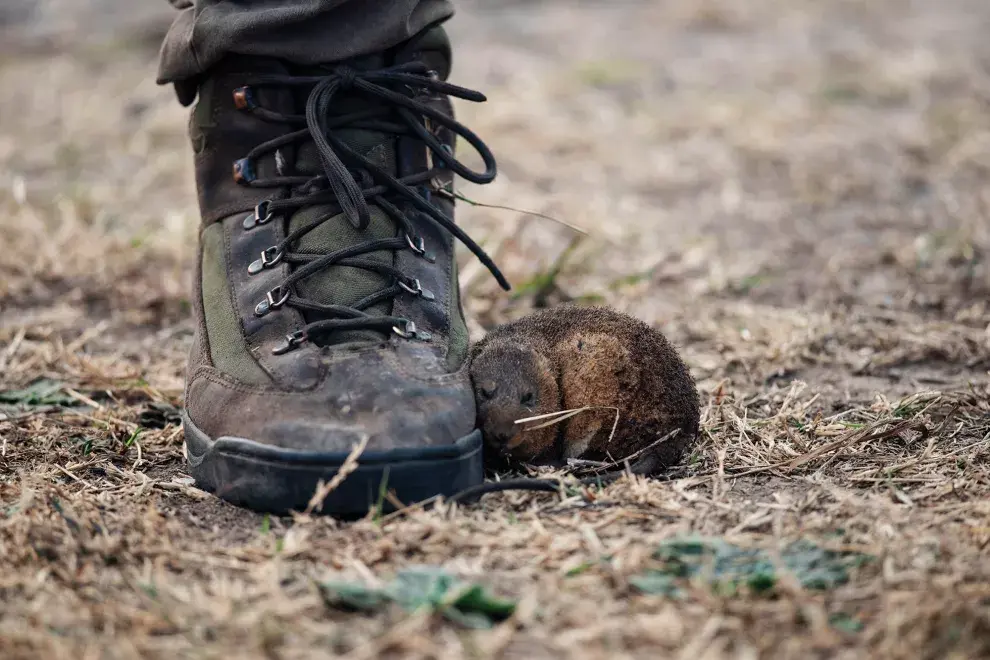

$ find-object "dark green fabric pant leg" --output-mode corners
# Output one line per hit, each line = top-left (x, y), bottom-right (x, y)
(157, 0), (455, 85)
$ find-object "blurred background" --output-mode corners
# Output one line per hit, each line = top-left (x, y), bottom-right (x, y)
(2, 3), (989, 655)
(1, 0), (987, 393)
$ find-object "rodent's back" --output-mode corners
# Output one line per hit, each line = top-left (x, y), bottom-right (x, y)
(478, 305), (642, 349)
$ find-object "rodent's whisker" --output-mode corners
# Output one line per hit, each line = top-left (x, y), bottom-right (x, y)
(515, 406), (621, 444)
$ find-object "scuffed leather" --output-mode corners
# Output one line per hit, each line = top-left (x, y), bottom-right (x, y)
(185, 340), (476, 451)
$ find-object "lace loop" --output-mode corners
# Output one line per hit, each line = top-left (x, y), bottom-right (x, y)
(233, 63), (509, 352)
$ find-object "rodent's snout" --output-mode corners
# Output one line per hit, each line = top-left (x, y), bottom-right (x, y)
(483, 419), (518, 444)
(478, 413), (524, 456)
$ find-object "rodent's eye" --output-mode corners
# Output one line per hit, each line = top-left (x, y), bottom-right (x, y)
(520, 392), (535, 407)
(479, 385), (497, 400)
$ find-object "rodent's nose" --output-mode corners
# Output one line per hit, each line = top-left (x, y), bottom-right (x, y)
(484, 421), (517, 444)
(488, 423), (522, 456)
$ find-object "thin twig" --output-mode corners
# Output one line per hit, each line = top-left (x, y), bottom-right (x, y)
(453, 190), (589, 235)
(63, 388), (103, 410)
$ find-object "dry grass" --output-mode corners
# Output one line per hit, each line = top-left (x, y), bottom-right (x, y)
(2, 0), (990, 658)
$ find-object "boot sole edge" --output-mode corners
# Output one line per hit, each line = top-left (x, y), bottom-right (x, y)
(182, 412), (484, 516)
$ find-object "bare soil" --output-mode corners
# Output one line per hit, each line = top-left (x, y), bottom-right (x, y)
(1, 1), (989, 658)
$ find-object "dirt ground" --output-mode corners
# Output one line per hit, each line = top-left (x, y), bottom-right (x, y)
(2, 0), (989, 657)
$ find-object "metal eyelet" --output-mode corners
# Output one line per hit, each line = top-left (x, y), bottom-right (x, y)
(272, 330), (307, 356)
(405, 234), (436, 263)
(267, 287), (290, 308)
(233, 158), (256, 184)
(254, 286), (290, 317)
(399, 278), (435, 301)
(392, 319), (432, 342)
(244, 200), (275, 230)
(248, 246), (283, 275)
(256, 200), (274, 224)
(233, 86), (256, 110)
(261, 246), (282, 266)
(431, 177), (455, 199)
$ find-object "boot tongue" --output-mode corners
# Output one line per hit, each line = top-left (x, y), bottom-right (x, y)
(287, 55), (399, 345)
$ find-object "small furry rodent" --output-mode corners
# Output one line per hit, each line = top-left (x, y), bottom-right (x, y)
(469, 305), (700, 474)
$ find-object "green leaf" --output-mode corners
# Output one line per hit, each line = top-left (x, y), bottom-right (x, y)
(565, 561), (595, 577)
(74, 436), (94, 455)
(829, 612), (865, 634)
(321, 582), (390, 611)
(389, 566), (456, 610)
(450, 584), (517, 620)
(125, 428), (142, 447)
(782, 539), (869, 590)
(633, 537), (871, 598)
(319, 567), (516, 627)
(629, 571), (681, 597)
(0, 380), (78, 407)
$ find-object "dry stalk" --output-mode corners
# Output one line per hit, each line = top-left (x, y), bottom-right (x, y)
(515, 406), (621, 445)
(304, 434), (370, 514)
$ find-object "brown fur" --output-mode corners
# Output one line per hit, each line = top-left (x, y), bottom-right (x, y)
(469, 305), (700, 474)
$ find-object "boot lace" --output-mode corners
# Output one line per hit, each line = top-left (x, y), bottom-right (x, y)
(231, 61), (509, 353)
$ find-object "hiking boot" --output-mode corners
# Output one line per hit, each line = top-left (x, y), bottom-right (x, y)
(178, 25), (507, 515)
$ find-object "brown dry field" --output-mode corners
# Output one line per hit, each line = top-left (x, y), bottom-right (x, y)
(2, 1), (990, 658)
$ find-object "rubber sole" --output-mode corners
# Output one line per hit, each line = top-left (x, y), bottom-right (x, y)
(182, 413), (484, 516)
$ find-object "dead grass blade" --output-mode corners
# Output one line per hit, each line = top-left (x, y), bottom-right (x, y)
(304, 434), (370, 514)
(451, 190), (589, 235)
(785, 418), (930, 472)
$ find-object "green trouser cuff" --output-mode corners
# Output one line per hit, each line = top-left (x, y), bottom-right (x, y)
(157, 0), (454, 86)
